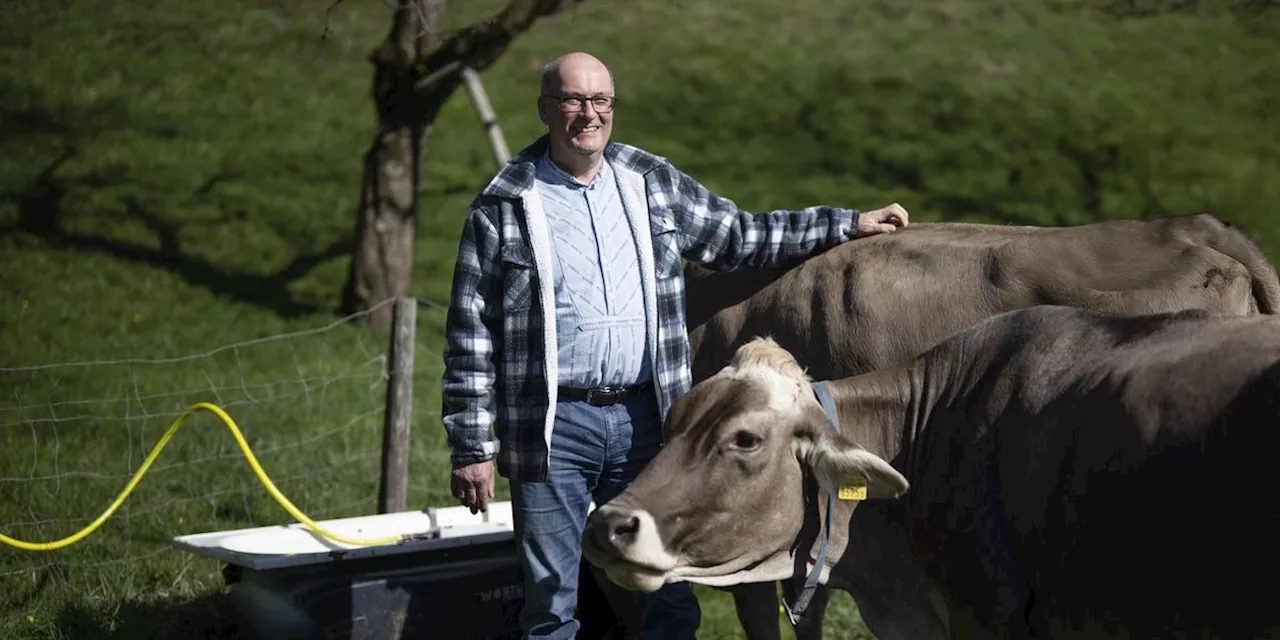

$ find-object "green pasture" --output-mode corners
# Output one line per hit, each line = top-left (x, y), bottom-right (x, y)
(1, 0), (1275, 636)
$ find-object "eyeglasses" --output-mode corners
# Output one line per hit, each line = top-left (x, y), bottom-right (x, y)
(541, 94), (617, 113)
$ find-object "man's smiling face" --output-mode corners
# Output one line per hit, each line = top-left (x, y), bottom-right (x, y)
(539, 54), (615, 162)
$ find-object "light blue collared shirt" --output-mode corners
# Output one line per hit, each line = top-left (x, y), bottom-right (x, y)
(536, 153), (651, 388)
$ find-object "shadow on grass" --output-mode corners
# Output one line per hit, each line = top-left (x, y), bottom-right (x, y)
(56, 592), (242, 640)
(0, 78), (354, 320)
(1, 143), (352, 319)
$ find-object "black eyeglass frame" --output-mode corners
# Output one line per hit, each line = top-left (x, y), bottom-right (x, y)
(540, 94), (617, 113)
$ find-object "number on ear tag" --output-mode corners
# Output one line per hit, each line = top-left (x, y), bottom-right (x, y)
(837, 474), (867, 501)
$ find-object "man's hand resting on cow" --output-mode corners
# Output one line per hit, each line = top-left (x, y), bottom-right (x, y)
(851, 203), (910, 237)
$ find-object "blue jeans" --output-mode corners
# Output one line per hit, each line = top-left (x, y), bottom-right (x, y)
(511, 393), (701, 640)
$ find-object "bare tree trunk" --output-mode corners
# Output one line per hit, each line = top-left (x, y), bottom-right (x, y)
(342, 0), (443, 330)
(341, 0), (589, 329)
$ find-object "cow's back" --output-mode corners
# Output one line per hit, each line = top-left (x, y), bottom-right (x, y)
(903, 307), (1280, 636)
(686, 215), (1279, 383)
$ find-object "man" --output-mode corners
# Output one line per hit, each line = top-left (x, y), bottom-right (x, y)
(440, 51), (908, 640)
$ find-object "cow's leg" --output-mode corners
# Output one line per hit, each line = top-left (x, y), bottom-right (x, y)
(578, 560), (642, 639)
(791, 584), (831, 640)
(732, 581), (834, 640)
(580, 561), (644, 639)
(946, 603), (1004, 640)
(731, 582), (784, 640)
(775, 578), (832, 640)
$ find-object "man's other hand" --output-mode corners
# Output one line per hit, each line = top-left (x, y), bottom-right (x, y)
(451, 460), (496, 514)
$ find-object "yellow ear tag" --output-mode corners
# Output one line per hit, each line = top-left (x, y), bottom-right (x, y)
(837, 474), (868, 501)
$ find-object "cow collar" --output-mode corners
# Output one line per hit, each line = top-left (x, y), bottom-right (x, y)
(785, 381), (840, 623)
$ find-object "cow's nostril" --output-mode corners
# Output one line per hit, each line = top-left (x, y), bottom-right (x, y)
(616, 515), (639, 537)
(607, 511), (641, 545)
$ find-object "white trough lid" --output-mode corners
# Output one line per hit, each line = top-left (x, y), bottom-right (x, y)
(172, 501), (522, 571)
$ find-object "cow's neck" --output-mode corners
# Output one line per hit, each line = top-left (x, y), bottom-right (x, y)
(826, 353), (957, 484)
(806, 364), (950, 634)
(826, 364), (920, 460)
(814, 361), (955, 634)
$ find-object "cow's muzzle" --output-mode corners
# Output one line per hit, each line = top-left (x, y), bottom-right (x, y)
(582, 504), (680, 593)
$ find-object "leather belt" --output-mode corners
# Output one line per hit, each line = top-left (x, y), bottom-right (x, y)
(557, 383), (652, 407)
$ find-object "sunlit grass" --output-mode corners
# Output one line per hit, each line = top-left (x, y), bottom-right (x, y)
(1, 0), (1276, 637)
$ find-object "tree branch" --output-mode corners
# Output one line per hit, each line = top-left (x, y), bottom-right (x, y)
(411, 0), (588, 93)
(321, 0), (348, 40)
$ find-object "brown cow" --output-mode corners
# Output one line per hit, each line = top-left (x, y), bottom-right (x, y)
(679, 213), (1280, 639)
(587, 305), (1280, 639)
(688, 213), (1278, 384)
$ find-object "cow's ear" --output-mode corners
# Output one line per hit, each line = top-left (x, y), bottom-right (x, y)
(807, 433), (909, 501)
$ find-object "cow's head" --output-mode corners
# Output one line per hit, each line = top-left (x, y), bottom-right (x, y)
(582, 337), (910, 592)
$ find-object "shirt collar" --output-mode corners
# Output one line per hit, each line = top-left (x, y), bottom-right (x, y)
(480, 134), (664, 200)
(536, 151), (612, 190)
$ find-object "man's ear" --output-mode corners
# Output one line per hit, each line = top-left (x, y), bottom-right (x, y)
(536, 97), (550, 125)
(805, 432), (909, 501)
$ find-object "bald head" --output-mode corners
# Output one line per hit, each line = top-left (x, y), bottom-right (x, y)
(541, 52), (614, 95)
(537, 51), (616, 179)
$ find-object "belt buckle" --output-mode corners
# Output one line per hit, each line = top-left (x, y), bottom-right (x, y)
(586, 387), (619, 406)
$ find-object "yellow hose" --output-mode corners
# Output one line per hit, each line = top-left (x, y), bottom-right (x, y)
(1, 402), (403, 551)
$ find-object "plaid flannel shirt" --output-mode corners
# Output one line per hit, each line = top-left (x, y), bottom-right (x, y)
(441, 135), (859, 482)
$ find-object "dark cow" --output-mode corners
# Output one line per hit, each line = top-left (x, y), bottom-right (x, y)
(587, 305), (1280, 638)
(679, 213), (1280, 638)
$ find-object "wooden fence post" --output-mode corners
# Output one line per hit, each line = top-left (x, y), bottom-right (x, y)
(378, 296), (416, 514)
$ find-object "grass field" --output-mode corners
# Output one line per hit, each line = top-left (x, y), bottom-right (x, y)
(1, 0), (1277, 637)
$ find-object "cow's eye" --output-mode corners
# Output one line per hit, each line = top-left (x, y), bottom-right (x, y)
(731, 430), (762, 451)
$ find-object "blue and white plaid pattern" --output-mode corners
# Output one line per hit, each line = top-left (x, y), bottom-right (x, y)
(441, 134), (858, 482)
